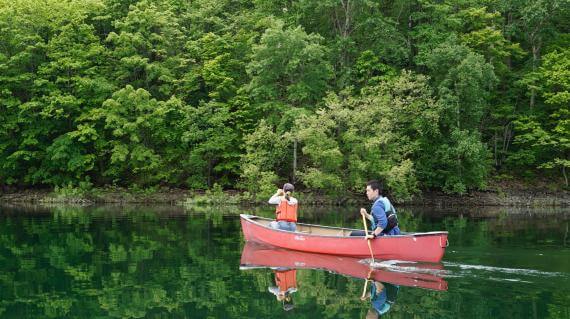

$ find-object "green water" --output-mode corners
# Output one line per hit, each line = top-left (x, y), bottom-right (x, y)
(0, 204), (568, 319)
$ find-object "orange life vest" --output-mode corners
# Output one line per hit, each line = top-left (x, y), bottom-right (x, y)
(275, 270), (297, 292)
(276, 199), (298, 222)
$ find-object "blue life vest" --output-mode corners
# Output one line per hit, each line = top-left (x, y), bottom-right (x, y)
(371, 196), (398, 232)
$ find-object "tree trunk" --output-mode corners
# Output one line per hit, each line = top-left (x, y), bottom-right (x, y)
(499, 122), (513, 167)
(564, 222), (568, 246)
(333, 0), (353, 81)
(408, 13), (415, 68)
(293, 138), (297, 184)
(563, 165), (568, 187)
(530, 34), (541, 109)
(207, 159), (212, 188)
(456, 81), (460, 129)
(493, 131), (499, 168)
(505, 11), (513, 69)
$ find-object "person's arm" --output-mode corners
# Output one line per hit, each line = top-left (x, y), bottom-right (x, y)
(268, 286), (280, 295)
(366, 201), (387, 239)
(360, 208), (373, 222)
(374, 281), (385, 292)
(268, 189), (284, 204)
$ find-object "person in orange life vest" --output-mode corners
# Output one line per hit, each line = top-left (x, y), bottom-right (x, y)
(268, 183), (298, 232)
(268, 268), (297, 311)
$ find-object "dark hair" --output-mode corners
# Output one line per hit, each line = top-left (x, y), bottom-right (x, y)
(283, 183), (294, 201)
(283, 183), (294, 192)
(283, 295), (294, 311)
(366, 180), (383, 195)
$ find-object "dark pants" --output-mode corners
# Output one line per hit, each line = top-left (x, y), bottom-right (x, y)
(349, 230), (371, 236)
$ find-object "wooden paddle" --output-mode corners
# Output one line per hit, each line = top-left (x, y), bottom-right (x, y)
(361, 213), (375, 265)
(360, 269), (373, 300)
(360, 279), (369, 300)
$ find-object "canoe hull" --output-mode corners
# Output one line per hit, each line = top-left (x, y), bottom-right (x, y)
(240, 214), (448, 263)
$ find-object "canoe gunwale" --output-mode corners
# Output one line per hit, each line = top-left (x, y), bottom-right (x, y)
(240, 214), (448, 239)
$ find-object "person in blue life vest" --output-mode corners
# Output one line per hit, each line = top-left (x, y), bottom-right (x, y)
(361, 280), (399, 318)
(268, 183), (298, 232)
(356, 180), (400, 237)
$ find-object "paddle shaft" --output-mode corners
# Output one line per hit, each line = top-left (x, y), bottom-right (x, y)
(360, 279), (369, 300)
(361, 214), (375, 262)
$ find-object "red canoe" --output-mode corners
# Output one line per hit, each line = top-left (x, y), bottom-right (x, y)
(240, 214), (449, 263)
(240, 242), (448, 291)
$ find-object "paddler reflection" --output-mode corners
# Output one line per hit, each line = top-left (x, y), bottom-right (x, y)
(360, 274), (399, 318)
(267, 268), (297, 311)
(240, 243), (447, 313)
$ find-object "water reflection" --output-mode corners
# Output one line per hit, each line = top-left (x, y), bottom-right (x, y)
(268, 269), (297, 311)
(361, 280), (399, 318)
(0, 204), (568, 318)
(240, 242), (448, 291)
(240, 242), (447, 316)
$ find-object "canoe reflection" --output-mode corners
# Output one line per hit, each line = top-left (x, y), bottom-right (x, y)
(239, 242), (447, 291)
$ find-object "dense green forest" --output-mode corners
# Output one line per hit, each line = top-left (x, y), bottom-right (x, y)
(0, 0), (568, 199)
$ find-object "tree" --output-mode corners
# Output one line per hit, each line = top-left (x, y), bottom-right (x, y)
(288, 71), (444, 199)
(0, 0), (109, 186)
(85, 86), (171, 185)
(419, 40), (495, 193)
(239, 120), (289, 199)
(517, 0), (564, 108)
(247, 20), (332, 111)
(512, 47), (570, 186)
(105, 0), (184, 99)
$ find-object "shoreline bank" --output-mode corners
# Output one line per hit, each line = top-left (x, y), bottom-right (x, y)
(1, 187), (568, 207)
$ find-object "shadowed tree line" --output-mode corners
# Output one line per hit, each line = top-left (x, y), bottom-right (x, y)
(0, 0), (568, 199)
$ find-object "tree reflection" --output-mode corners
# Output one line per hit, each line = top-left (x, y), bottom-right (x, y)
(0, 205), (568, 318)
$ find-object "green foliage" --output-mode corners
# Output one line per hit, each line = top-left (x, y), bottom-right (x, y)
(105, 0), (183, 99)
(239, 120), (286, 198)
(54, 182), (93, 197)
(292, 71), (439, 199)
(417, 40), (495, 193)
(183, 183), (243, 206)
(511, 47), (570, 186)
(247, 20), (332, 108)
(43, 181), (95, 203)
(0, 0), (567, 194)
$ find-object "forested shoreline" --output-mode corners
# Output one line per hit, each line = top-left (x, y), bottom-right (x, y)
(0, 0), (568, 201)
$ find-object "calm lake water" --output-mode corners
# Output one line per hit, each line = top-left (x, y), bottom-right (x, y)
(0, 204), (568, 319)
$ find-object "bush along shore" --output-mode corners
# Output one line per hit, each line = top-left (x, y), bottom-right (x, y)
(1, 181), (568, 207)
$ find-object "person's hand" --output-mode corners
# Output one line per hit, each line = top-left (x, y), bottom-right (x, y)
(360, 208), (367, 216)
(365, 234), (375, 239)
(360, 291), (370, 300)
(375, 282), (384, 291)
(277, 189), (284, 196)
